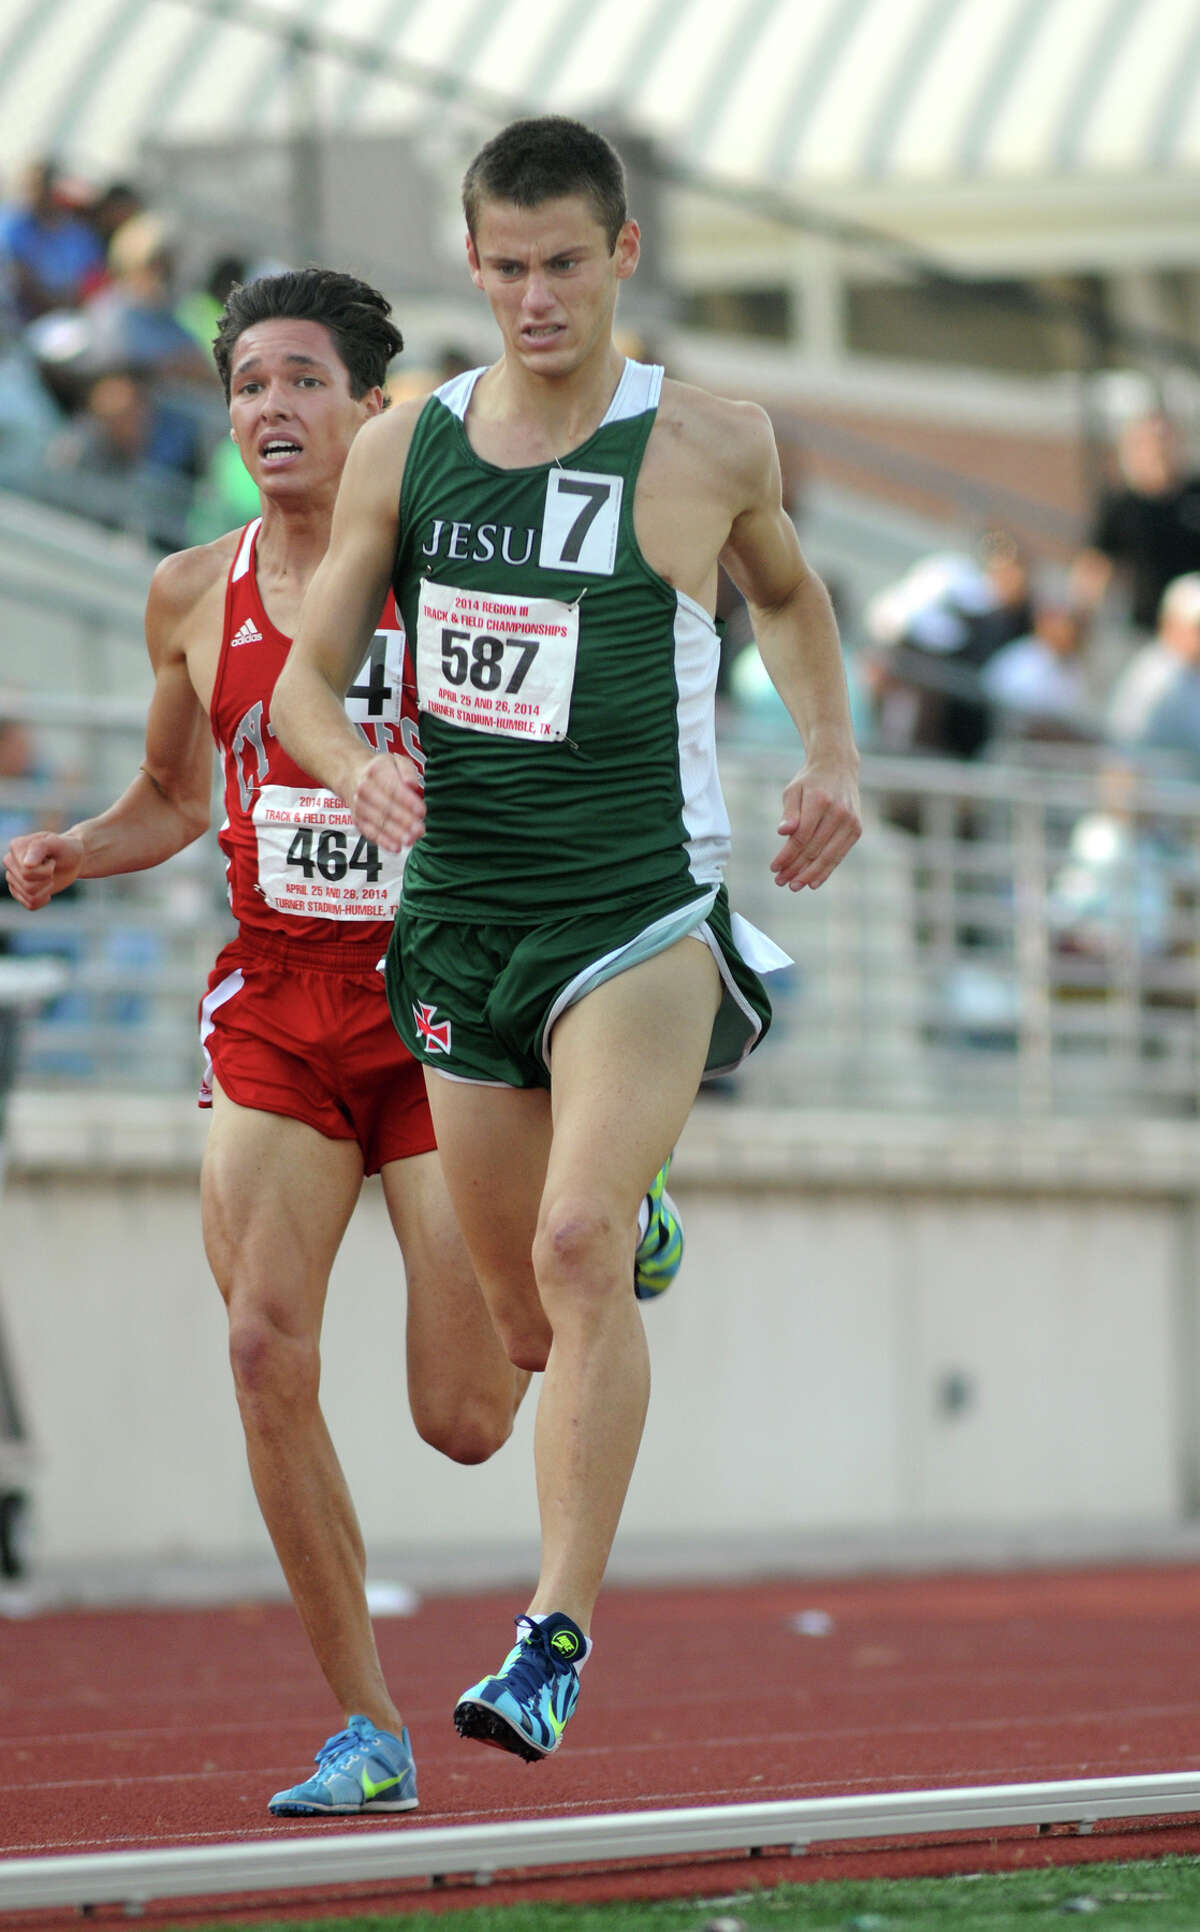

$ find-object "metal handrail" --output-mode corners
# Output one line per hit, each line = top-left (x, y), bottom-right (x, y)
(4, 708), (1200, 1119)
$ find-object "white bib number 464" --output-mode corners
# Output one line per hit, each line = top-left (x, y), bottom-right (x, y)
(253, 786), (404, 918)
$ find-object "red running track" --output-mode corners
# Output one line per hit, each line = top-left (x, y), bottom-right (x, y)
(4, 1565), (1200, 1925)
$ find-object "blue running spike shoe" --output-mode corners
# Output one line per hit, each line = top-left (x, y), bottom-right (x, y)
(453, 1612), (585, 1762)
(634, 1156), (683, 1301)
(268, 1714), (418, 1816)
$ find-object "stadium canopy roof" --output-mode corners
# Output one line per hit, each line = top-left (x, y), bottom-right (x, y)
(2, 0), (1199, 200)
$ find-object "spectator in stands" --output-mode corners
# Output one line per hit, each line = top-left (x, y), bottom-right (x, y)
(0, 159), (106, 325)
(176, 252), (248, 357)
(965, 528), (1035, 664)
(1105, 572), (1200, 775)
(1073, 410), (1200, 638)
(25, 208), (217, 418)
(43, 368), (204, 552)
(1047, 765), (1178, 970)
(22, 305), (96, 415)
(981, 597), (1094, 742)
(80, 212), (213, 386)
(862, 529), (1033, 759)
(0, 330), (61, 486)
(82, 179), (144, 257)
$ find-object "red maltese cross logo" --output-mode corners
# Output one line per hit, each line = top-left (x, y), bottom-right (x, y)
(413, 1001), (452, 1053)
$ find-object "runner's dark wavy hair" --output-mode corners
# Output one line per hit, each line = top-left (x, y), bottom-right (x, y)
(212, 267), (404, 402)
(462, 116), (628, 252)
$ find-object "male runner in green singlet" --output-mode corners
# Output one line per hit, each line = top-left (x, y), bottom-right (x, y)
(274, 116), (862, 1764)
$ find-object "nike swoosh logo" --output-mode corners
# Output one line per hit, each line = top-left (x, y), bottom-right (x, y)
(362, 1771), (403, 1799)
(547, 1709), (566, 1742)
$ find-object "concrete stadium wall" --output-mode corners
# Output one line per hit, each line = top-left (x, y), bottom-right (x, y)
(2, 1094), (1199, 1594)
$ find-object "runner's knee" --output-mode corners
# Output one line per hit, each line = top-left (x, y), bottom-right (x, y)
(227, 1303), (320, 1411)
(411, 1384), (518, 1464)
(533, 1196), (626, 1307)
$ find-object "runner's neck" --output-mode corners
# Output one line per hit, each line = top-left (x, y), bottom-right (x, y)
(472, 345), (627, 466)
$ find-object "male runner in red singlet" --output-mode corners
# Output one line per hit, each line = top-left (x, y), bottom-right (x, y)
(3, 268), (526, 1817)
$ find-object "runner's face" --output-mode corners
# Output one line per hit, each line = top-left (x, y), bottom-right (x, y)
(227, 318), (381, 500)
(466, 194), (638, 377)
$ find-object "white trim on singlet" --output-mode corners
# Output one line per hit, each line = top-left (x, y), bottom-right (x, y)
(604, 357), (662, 422)
(434, 359), (662, 427)
(436, 368), (485, 420)
(671, 588), (731, 886)
(231, 518), (262, 583)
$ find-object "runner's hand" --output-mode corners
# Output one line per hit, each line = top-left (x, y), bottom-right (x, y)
(349, 753), (426, 853)
(771, 762), (861, 890)
(3, 831), (84, 910)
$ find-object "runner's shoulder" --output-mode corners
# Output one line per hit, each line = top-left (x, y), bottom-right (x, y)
(146, 531), (238, 656)
(149, 530), (240, 618)
(656, 378), (776, 485)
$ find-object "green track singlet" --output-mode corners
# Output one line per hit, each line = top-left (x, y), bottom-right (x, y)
(393, 358), (733, 924)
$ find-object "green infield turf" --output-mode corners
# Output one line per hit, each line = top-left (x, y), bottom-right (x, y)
(201, 1855), (1200, 1931)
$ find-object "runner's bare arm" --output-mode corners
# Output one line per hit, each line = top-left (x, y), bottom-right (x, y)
(273, 407), (424, 852)
(720, 403), (862, 890)
(3, 550), (215, 910)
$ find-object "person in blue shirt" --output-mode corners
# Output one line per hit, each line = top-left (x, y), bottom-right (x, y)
(0, 159), (104, 324)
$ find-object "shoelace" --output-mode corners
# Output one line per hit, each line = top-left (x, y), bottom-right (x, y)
(503, 1620), (573, 1698)
(313, 1726), (361, 1767)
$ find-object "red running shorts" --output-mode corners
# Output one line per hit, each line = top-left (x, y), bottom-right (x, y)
(198, 935), (435, 1175)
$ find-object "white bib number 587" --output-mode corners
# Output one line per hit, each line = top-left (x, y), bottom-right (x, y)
(416, 578), (579, 742)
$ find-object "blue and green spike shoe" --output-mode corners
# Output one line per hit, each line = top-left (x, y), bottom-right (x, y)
(634, 1156), (683, 1301)
(453, 1612), (585, 1762)
(268, 1713), (418, 1815)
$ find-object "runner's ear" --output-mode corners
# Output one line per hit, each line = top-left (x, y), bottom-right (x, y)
(614, 220), (640, 282)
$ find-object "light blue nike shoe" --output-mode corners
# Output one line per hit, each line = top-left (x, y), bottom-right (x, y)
(634, 1156), (684, 1301)
(268, 1713), (418, 1816)
(453, 1612), (585, 1762)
